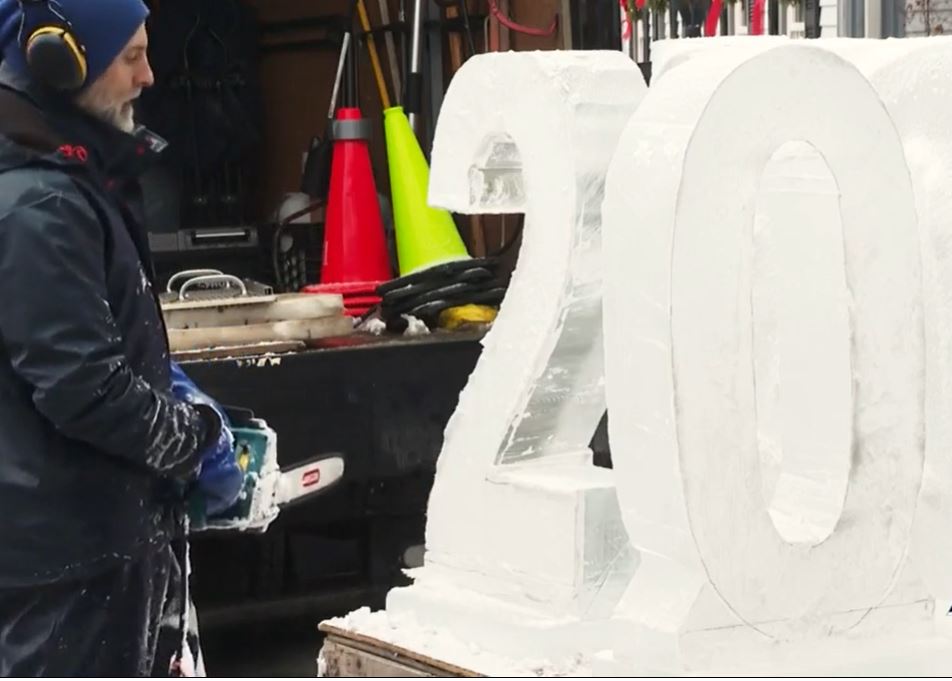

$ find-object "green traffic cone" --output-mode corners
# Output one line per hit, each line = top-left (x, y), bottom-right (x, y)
(384, 106), (470, 275)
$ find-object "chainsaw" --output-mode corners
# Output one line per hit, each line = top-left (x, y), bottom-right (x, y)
(189, 407), (345, 533)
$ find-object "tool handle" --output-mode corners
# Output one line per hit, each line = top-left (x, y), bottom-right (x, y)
(178, 274), (248, 301)
(377, 0), (403, 103)
(329, 32), (352, 120)
(357, 0), (393, 109)
(166, 269), (224, 294)
(404, 71), (423, 114)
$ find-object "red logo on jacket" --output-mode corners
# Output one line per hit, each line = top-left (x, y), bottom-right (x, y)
(58, 145), (88, 163)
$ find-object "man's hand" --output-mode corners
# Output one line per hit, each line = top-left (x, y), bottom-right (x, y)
(169, 362), (244, 515)
(194, 423), (244, 516)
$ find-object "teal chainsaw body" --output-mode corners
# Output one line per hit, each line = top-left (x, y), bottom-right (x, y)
(190, 413), (344, 533)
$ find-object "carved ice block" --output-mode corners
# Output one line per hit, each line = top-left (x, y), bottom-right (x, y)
(652, 34), (952, 605)
(821, 37), (952, 603)
(603, 43), (929, 671)
(385, 51), (647, 638)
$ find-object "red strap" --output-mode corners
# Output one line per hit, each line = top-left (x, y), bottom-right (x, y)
(751, 0), (766, 34)
(620, 0), (631, 39)
(620, 0), (648, 39)
(488, 0), (558, 37)
(705, 0), (724, 36)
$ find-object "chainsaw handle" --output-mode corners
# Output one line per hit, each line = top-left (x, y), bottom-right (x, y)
(222, 405), (256, 428)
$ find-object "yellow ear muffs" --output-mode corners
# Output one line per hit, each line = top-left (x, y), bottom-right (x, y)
(25, 24), (87, 91)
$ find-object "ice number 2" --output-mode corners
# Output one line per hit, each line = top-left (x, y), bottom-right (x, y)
(419, 52), (647, 612)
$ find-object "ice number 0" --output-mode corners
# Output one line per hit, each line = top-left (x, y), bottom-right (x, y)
(603, 45), (926, 637)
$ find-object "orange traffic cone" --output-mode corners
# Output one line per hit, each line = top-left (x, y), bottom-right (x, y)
(304, 107), (393, 316)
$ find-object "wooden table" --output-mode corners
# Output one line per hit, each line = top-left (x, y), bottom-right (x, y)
(319, 624), (481, 677)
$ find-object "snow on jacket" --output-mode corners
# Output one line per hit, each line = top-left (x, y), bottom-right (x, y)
(0, 65), (220, 587)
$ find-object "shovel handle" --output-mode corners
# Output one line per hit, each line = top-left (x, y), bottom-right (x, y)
(357, 0), (392, 109)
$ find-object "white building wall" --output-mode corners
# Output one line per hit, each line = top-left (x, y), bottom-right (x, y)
(821, 0), (841, 34)
(906, 0), (952, 35)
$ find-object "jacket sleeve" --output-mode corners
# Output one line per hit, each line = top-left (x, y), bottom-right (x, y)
(0, 181), (217, 480)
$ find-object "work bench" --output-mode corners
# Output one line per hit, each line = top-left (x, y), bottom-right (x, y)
(319, 623), (480, 677)
(182, 330), (484, 627)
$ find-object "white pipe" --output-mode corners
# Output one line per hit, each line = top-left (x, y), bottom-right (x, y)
(409, 0), (424, 131)
(865, 0), (882, 36)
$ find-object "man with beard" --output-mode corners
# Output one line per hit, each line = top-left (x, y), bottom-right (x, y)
(0, 0), (244, 675)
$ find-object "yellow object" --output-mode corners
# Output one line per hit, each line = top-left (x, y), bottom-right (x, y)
(237, 445), (252, 473)
(383, 106), (470, 275)
(28, 26), (88, 87)
(439, 304), (498, 330)
(356, 0), (392, 109)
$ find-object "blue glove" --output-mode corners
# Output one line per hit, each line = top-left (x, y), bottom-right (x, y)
(169, 361), (244, 516)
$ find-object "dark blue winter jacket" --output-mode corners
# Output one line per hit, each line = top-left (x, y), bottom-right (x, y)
(0, 65), (220, 587)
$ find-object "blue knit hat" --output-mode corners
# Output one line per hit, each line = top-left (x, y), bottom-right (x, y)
(0, 0), (149, 88)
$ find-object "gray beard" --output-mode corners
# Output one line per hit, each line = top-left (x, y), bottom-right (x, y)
(102, 107), (136, 134)
(76, 88), (136, 134)
(88, 104), (136, 134)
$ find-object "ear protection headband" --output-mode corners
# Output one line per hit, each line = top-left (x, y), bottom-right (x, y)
(17, 0), (87, 91)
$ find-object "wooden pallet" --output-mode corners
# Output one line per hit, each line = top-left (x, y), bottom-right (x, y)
(318, 624), (482, 678)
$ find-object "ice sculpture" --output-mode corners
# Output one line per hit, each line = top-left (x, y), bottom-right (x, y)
(823, 37), (952, 605)
(655, 40), (952, 605)
(603, 42), (940, 674)
(324, 42), (952, 677)
(382, 50), (647, 662)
